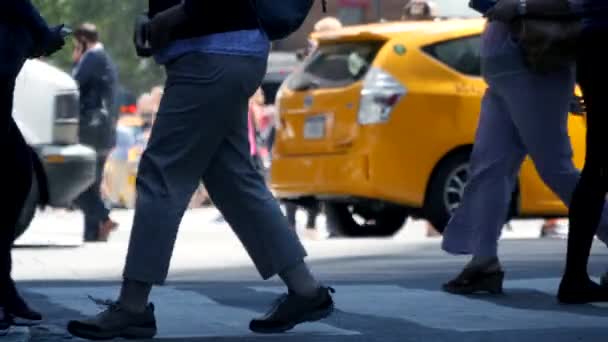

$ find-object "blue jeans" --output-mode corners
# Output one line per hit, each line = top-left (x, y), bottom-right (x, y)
(123, 53), (307, 284)
(442, 22), (608, 257)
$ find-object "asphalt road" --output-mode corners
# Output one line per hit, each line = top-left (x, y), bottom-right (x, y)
(5, 208), (608, 342)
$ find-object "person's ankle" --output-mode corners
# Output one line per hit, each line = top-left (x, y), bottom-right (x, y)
(467, 256), (501, 272)
(118, 279), (152, 313)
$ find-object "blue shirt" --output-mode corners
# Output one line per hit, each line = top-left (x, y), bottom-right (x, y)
(154, 29), (270, 65)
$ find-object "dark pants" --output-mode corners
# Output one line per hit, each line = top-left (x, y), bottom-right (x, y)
(0, 76), (33, 304)
(123, 53), (307, 284)
(564, 28), (608, 280)
(75, 153), (110, 241)
(0, 23), (34, 304)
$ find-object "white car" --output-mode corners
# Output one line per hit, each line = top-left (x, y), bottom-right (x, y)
(12, 59), (96, 238)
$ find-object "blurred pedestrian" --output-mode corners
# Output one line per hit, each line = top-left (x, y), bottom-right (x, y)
(287, 16), (343, 234)
(441, 0), (608, 296)
(304, 16), (342, 58)
(0, 0), (66, 328)
(401, 0), (438, 21)
(67, 1), (333, 340)
(72, 23), (119, 242)
(249, 88), (266, 174)
(558, 0), (608, 303)
(540, 218), (567, 239)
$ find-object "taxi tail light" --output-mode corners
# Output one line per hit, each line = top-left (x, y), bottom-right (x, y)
(358, 67), (407, 125)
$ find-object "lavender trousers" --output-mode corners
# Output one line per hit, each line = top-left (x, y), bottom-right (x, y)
(442, 22), (608, 257)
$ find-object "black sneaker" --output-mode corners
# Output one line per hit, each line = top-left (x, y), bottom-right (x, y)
(4, 281), (43, 325)
(250, 287), (335, 334)
(67, 297), (157, 340)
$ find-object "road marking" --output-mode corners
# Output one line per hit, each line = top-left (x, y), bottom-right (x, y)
(1, 326), (30, 342)
(253, 280), (608, 332)
(27, 286), (358, 338)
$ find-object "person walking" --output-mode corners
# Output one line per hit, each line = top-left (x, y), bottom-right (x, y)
(441, 0), (608, 295)
(72, 23), (119, 242)
(67, 1), (333, 340)
(286, 16), (343, 235)
(558, 0), (608, 303)
(0, 0), (66, 329)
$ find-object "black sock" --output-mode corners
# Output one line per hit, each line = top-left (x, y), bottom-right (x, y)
(119, 278), (153, 313)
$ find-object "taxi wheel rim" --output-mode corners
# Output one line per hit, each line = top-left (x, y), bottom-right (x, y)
(443, 163), (469, 215)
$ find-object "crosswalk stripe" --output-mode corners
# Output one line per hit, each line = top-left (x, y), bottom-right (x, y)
(26, 279), (608, 337)
(27, 286), (358, 338)
(253, 280), (608, 332)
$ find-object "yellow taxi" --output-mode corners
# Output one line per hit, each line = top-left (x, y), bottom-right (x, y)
(270, 19), (586, 237)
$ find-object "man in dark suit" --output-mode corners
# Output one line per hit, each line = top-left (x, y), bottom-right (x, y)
(0, 0), (66, 330)
(71, 23), (119, 242)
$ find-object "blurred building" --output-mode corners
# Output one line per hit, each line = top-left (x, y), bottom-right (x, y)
(275, 0), (478, 51)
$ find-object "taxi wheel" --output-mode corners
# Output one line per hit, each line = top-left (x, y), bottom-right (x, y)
(424, 152), (470, 234)
(15, 177), (39, 240)
(325, 202), (408, 238)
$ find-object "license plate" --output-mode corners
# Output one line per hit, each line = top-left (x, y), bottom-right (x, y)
(304, 116), (326, 139)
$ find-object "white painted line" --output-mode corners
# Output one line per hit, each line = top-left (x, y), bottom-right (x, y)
(28, 286), (358, 338)
(2, 326), (30, 342)
(253, 282), (608, 332)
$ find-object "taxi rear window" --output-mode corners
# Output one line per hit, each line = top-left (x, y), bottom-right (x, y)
(287, 41), (384, 91)
(422, 35), (481, 76)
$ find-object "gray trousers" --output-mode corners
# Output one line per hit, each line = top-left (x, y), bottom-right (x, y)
(123, 53), (307, 284)
(442, 23), (608, 257)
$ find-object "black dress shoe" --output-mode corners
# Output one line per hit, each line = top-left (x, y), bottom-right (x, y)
(250, 287), (335, 334)
(443, 261), (505, 295)
(558, 278), (608, 304)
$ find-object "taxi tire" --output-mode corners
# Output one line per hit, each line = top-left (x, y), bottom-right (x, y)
(15, 176), (39, 240)
(325, 202), (408, 238)
(424, 152), (470, 235)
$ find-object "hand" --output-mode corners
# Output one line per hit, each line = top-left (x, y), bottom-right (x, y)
(41, 25), (67, 57)
(72, 41), (83, 63)
(134, 14), (152, 57)
(486, 0), (521, 22)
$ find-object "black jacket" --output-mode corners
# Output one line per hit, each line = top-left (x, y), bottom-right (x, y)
(148, 0), (259, 41)
(73, 47), (119, 150)
(1, 0), (49, 43)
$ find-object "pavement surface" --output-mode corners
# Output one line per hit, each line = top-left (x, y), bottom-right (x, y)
(5, 208), (607, 342)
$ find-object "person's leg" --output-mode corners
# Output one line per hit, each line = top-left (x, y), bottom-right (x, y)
(199, 55), (332, 333)
(441, 85), (526, 294)
(0, 76), (19, 307)
(442, 87), (526, 258)
(75, 153), (114, 242)
(558, 28), (608, 304)
(285, 202), (297, 229)
(0, 77), (40, 323)
(67, 54), (236, 340)
(306, 202), (320, 230)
